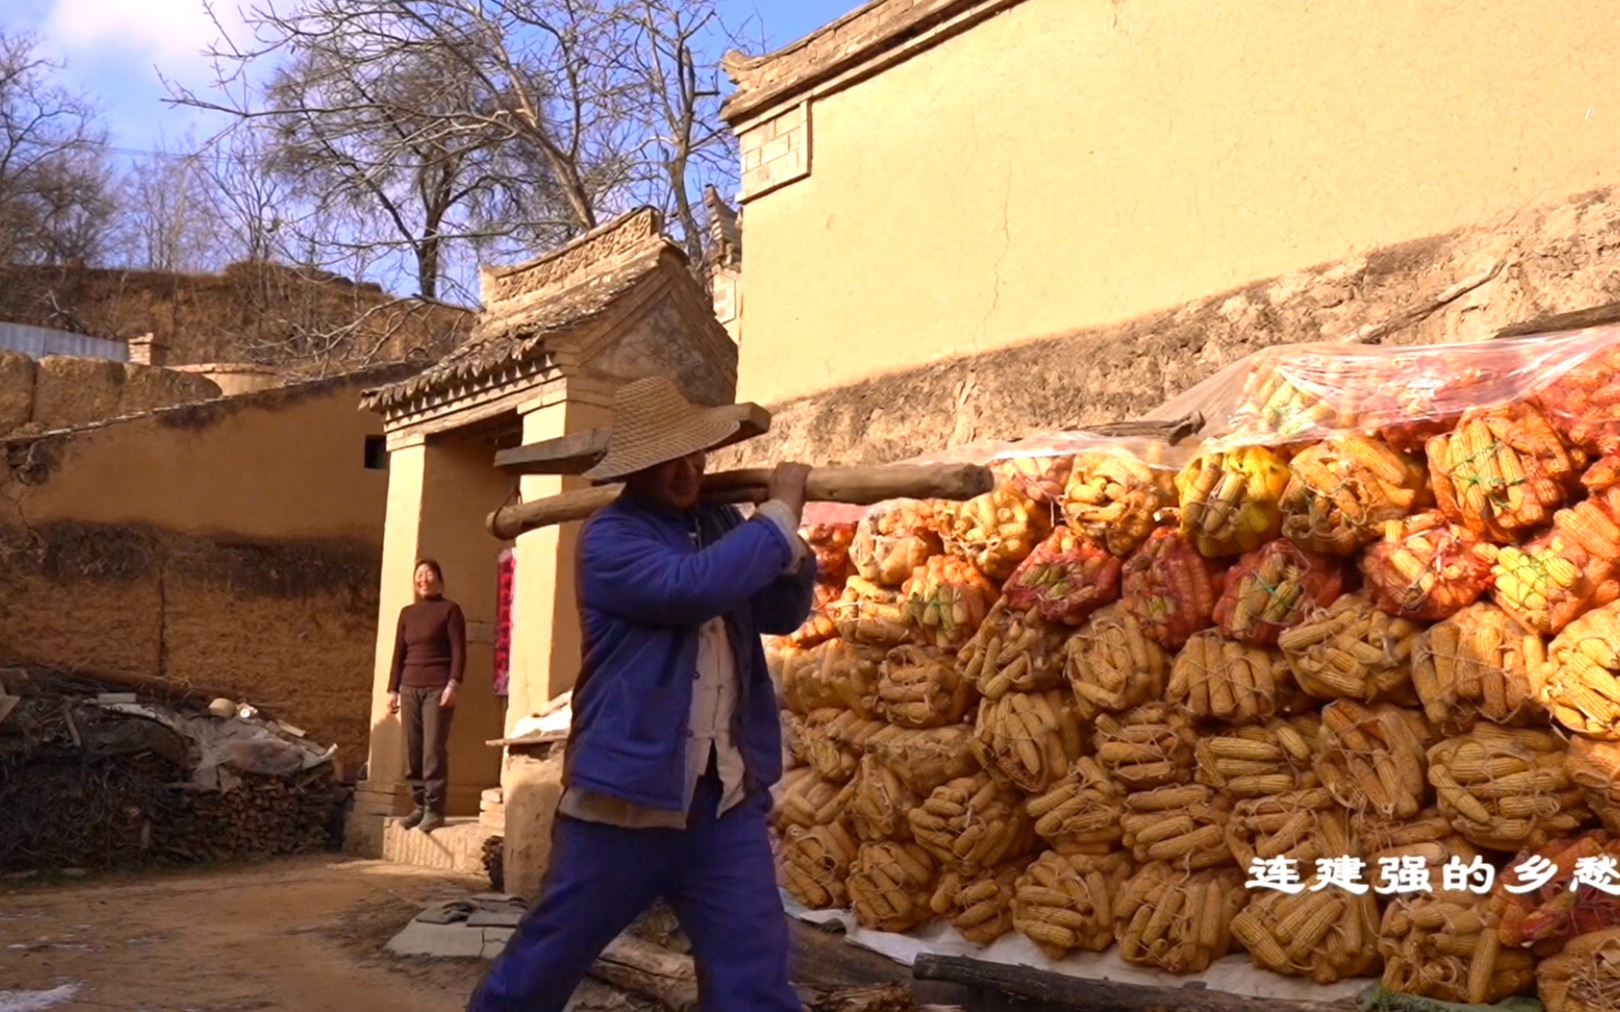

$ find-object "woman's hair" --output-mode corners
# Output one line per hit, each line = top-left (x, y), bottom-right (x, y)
(414, 558), (444, 583)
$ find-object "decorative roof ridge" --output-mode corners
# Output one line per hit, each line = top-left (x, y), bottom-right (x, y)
(479, 207), (665, 310)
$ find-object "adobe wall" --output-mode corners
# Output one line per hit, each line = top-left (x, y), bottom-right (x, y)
(0, 354), (221, 438)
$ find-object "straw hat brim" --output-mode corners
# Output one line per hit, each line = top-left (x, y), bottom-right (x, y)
(583, 407), (746, 482)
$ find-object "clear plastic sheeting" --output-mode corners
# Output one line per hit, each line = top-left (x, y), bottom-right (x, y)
(96, 702), (335, 791)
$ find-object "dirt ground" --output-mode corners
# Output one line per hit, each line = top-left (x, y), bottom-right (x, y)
(0, 856), (494, 1012)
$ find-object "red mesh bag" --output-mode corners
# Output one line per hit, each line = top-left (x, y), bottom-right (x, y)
(1002, 528), (1123, 627)
(993, 453), (1074, 506)
(1428, 403), (1587, 544)
(1360, 512), (1498, 622)
(802, 522), (856, 584)
(1121, 525), (1230, 649)
(1489, 831), (1620, 957)
(1537, 340), (1620, 455)
(1213, 540), (1347, 647)
(779, 581), (841, 650)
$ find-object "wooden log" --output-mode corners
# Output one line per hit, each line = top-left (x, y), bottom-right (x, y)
(494, 403), (774, 476)
(487, 462), (996, 539)
(590, 935), (699, 1011)
(910, 955), (1358, 1012)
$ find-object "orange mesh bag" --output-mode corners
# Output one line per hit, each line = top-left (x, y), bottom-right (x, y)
(1093, 704), (1199, 791)
(1026, 756), (1128, 856)
(1379, 892), (1536, 1005)
(1121, 526), (1229, 649)
(1001, 528), (1122, 626)
(929, 862), (1024, 945)
(1493, 495), (1620, 636)
(781, 822), (860, 911)
(1279, 434), (1430, 556)
(1537, 926), (1620, 1012)
(1231, 869), (1382, 984)
(1176, 447), (1293, 558)
(862, 724), (980, 798)
(877, 644), (976, 728)
(1213, 540), (1347, 647)
(830, 576), (912, 649)
(1544, 601), (1620, 739)
(1064, 603), (1169, 717)
(957, 597), (1067, 700)
(1120, 784), (1234, 872)
(1360, 512), (1499, 622)
(1116, 863), (1249, 975)
(778, 581), (842, 650)
(941, 485), (1052, 581)
(1489, 831), (1620, 957)
(802, 522), (857, 585)
(1224, 786), (1355, 871)
(1569, 736), (1620, 835)
(1013, 851), (1133, 957)
(1195, 715), (1322, 798)
(1277, 593), (1422, 705)
(773, 768), (853, 830)
(1061, 451), (1175, 558)
(1169, 631), (1303, 725)
(800, 709), (886, 784)
(1537, 337), (1620, 455)
(781, 638), (885, 718)
(848, 754), (920, 844)
(1411, 603), (1547, 736)
(909, 772), (1038, 872)
(1428, 403), (1587, 544)
(1427, 726), (1591, 853)
(993, 453), (1074, 506)
(1585, 454), (1620, 494)
(903, 555), (997, 651)
(1314, 700), (1434, 819)
(971, 687), (1086, 794)
(850, 501), (942, 587)
(848, 841), (939, 933)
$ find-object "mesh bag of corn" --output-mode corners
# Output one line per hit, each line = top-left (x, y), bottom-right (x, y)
(1353, 808), (1482, 877)
(1168, 631), (1302, 725)
(957, 597), (1067, 700)
(1121, 784), (1234, 871)
(803, 522), (857, 585)
(1013, 850), (1134, 957)
(1230, 869), (1383, 984)
(1315, 700), (1434, 819)
(1568, 736), (1620, 835)
(1378, 891), (1536, 1005)
(1195, 715), (1322, 797)
(1538, 926), (1620, 1012)
(909, 772), (1038, 871)
(782, 710), (808, 770)
(1061, 451), (1175, 558)
(1230, 350), (1365, 440)
(1093, 704), (1199, 791)
(903, 555), (998, 651)
(1116, 863), (1249, 974)
(1537, 334), (1620, 455)
(781, 822), (860, 911)
(877, 643), (977, 728)
(1428, 403), (1587, 544)
(850, 500), (942, 587)
(1428, 726), (1592, 852)
(771, 581), (843, 652)
(971, 687), (1085, 794)
(1026, 756), (1128, 856)
(941, 484), (1052, 581)
(1224, 786), (1355, 871)
(830, 576), (914, 649)
(929, 862), (1024, 945)
(1544, 601), (1620, 739)
(773, 768), (853, 830)
(848, 841), (939, 933)
(782, 638), (886, 718)
(1064, 603), (1169, 716)
(1493, 496), (1620, 635)
(1176, 447), (1293, 558)
(1279, 434), (1430, 556)
(1360, 512), (1498, 622)
(800, 709), (886, 784)
(1278, 593), (1422, 705)
(1489, 831), (1620, 956)
(848, 754), (921, 844)
(1410, 603), (1547, 736)
(862, 723), (980, 798)
(1214, 540), (1348, 646)
(1121, 525), (1230, 649)
(1001, 528), (1123, 626)
(993, 452), (1074, 506)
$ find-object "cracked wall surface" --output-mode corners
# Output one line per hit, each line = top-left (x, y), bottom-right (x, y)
(0, 371), (395, 770)
(0, 353), (222, 438)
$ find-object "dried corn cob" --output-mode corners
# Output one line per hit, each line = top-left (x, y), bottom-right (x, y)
(1002, 528), (1122, 626)
(828, 577), (913, 649)
(802, 522), (857, 585)
(1488, 831), (1620, 957)
(1064, 604), (1169, 716)
(1224, 787), (1355, 871)
(774, 580), (842, 651)
(1195, 715), (1323, 798)
(1279, 434), (1430, 556)
(929, 862), (1024, 945)
(902, 555), (998, 651)
(1278, 593), (1422, 705)
(1353, 808), (1481, 877)
(1214, 540), (1347, 647)
(1169, 631), (1301, 725)
(1536, 335), (1620, 454)
(773, 768), (853, 830)
(1428, 726), (1591, 853)
(1361, 512), (1498, 622)
(1013, 850), (1133, 957)
(848, 841), (939, 933)
(1231, 871), (1382, 984)
(781, 822), (860, 910)
(800, 708), (886, 784)
(1493, 496), (1620, 635)
(848, 755), (920, 843)
(1535, 926), (1620, 1012)
(1121, 525), (1230, 649)
(850, 501), (941, 586)
(1379, 893), (1536, 1005)
(972, 688), (1085, 794)
(1411, 603), (1547, 735)
(862, 723), (980, 798)
(1062, 451), (1175, 557)
(1176, 447), (1292, 558)
(1093, 704), (1199, 791)
(957, 597), (1066, 700)
(942, 484), (1052, 581)
(877, 644), (977, 729)
(1314, 700), (1434, 819)
(1026, 756), (1129, 856)
(1567, 736), (1620, 835)
(1121, 783), (1234, 871)
(992, 453), (1073, 505)
(1544, 601), (1620, 739)
(909, 772), (1037, 872)
(781, 638), (886, 717)
(1116, 863), (1249, 974)
(1428, 404), (1585, 544)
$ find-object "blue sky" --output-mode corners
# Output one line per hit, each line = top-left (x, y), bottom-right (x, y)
(4, 0), (861, 156)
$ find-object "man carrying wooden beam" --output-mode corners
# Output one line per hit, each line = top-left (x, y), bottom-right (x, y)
(469, 377), (817, 1012)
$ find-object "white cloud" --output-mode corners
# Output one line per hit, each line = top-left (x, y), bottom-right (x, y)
(44, 0), (248, 72)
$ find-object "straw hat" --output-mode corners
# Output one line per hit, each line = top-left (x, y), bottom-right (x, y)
(584, 377), (747, 482)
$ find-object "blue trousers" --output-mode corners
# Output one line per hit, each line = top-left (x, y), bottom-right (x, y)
(467, 775), (799, 1011)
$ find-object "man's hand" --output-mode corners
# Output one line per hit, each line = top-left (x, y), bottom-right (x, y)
(440, 682), (459, 709)
(768, 462), (813, 522)
(387, 691), (401, 715)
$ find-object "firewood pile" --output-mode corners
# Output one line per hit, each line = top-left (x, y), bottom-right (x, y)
(0, 668), (346, 871)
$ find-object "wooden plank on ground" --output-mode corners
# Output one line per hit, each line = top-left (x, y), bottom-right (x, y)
(493, 402), (773, 475)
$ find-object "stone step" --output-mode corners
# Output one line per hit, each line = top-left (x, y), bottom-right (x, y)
(382, 815), (498, 876)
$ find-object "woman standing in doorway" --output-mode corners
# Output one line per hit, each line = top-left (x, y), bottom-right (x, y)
(387, 559), (467, 834)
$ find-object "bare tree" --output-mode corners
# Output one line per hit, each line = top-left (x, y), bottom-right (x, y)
(115, 135), (230, 272)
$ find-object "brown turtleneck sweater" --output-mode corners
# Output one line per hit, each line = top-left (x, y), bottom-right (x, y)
(388, 596), (467, 692)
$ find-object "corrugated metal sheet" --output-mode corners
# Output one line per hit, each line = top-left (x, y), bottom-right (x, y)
(0, 321), (128, 362)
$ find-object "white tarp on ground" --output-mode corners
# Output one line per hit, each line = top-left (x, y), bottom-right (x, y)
(781, 894), (1368, 1004)
(0, 984), (82, 1012)
(95, 703), (335, 791)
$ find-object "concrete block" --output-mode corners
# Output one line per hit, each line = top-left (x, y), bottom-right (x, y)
(386, 920), (514, 960)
